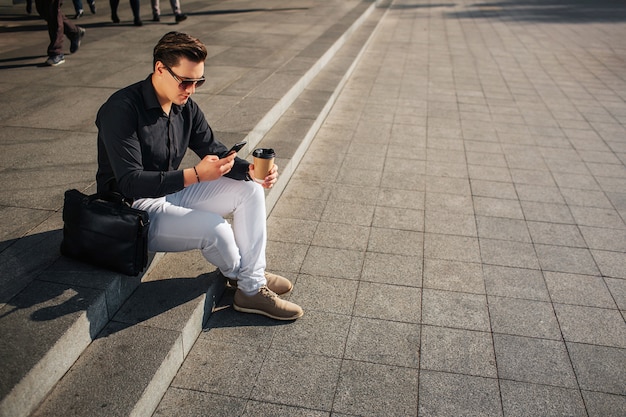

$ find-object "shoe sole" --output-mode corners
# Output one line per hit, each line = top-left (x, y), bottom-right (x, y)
(233, 303), (303, 321)
(46, 59), (65, 66)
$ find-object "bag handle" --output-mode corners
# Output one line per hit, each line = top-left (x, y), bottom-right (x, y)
(97, 178), (133, 206)
(93, 191), (133, 207)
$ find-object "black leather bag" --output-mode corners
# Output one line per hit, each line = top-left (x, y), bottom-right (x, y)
(60, 189), (150, 276)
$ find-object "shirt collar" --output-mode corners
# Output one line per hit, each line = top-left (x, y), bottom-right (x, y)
(141, 75), (184, 115)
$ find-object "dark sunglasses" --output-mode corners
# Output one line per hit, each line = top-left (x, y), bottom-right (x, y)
(164, 65), (206, 89)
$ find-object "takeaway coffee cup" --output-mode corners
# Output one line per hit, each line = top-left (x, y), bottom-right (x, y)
(252, 148), (275, 183)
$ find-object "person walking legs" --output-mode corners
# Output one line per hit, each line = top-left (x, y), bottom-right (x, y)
(130, 0), (141, 25)
(151, 0), (186, 23)
(35, 0), (86, 66)
(109, 0), (141, 25)
(71, 0), (96, 19)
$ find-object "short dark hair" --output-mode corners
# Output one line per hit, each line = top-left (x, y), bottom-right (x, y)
(153, 31), (207, 68)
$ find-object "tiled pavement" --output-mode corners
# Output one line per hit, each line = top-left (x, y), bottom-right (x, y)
(164, 1), (626, 416)
(2, 0), (626, 416)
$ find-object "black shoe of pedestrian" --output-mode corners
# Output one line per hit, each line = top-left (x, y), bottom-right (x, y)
(73, 9), (83, 19)
(111, 12), (120, 23)
(26, 2), (32, 13)
(88, 2), (96, 13)
(45, 54), (65, 66)
(133, 17), (143, 26)
(175, 13), (187, 22)
(152, 13), (160, 21)
(70, 27), (85, 54)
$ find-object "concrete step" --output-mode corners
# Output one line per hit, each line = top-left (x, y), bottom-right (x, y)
(0, 2), (383, 417)
(30, 5), (384, 416)
(0, 250), (164, 417)
(30, 250), (225, 417)
(30, 5), (385, 417)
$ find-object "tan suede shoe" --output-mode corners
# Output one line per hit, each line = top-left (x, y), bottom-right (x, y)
(233, 286), (303, 321)
(263, 272), (293, 295)
(227, 272), (293, 295)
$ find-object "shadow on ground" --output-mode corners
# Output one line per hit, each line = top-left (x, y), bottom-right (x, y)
(188, 7), (309, 18)
(202, 287), (292, 330)
(446, 0), (626, 23)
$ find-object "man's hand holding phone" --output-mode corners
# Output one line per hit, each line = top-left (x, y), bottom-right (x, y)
(196, 153), (235, 182)
(221, 141), (247, 158)
(187, 141), (247, 186)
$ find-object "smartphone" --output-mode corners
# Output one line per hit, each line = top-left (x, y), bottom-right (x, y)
(222, 141), (247, 158)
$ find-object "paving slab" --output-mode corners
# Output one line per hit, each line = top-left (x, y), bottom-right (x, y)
(178, 1), (626, 416)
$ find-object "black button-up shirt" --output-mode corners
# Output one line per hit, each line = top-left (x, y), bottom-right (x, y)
(96, 76), (249, 199)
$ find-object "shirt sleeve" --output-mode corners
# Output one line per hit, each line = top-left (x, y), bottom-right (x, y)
(97, 96), (185, 199)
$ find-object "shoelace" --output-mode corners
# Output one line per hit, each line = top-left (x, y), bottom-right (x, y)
(258, 286), (278, 299)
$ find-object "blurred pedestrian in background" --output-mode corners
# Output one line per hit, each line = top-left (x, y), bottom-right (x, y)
(71, 0), (96, 19)
(109, 0), (141, 26)
(35, 0), (86, 66)
(151, 0), (186, 23)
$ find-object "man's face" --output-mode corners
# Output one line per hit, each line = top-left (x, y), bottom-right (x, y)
(155, 57), (205, 106)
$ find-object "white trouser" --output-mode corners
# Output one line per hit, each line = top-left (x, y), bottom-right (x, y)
(132, 176), (267, 295)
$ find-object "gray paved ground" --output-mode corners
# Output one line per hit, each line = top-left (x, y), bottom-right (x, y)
(163, 1), (626, 416)
(1, 0), (626, 416)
